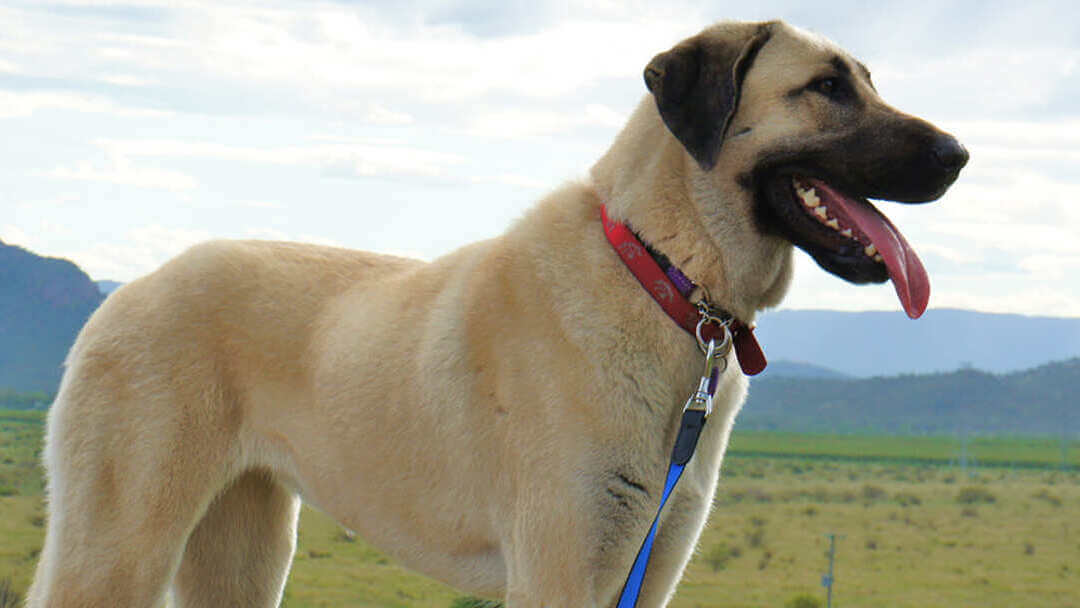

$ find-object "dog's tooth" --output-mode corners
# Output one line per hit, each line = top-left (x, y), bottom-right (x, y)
(826, 219), (840, 229)
(873, 254), (884, 263)
(865, 244), (878, 257)
(841, 228), (853, 238)
(802, 190), (820, 207)
(814, 206), (828, 219)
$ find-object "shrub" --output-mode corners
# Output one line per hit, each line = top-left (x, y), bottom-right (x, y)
(861, 484), (886, 502)
(703, 542), (741, 572)
(758, 550), (773, 570)
(451, 598), (503, 608)
(1032, 489), (1062, 507)
(894, 491), (922, 507)
(956, 486), (996, 504)
(835, 489), (857, 503)
(785, 593), (822, 608)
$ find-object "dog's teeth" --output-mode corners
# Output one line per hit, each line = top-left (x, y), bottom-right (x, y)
(800, 189), (820, 207)
(814, 206), (828, 219)
(873, 254), (884, 262)
(826, 219), (840, 229)
(841, 228), (853, 238)
(865, 244), (877, 257)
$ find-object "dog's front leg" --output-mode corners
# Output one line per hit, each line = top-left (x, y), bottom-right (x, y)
(503, 482), (603, 608)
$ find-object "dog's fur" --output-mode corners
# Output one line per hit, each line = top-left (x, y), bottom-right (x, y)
(28, 20), (965, 607)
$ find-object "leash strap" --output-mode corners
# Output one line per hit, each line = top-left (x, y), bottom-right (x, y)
(616, 334), (723, 607)
(617, 409), (706, 608)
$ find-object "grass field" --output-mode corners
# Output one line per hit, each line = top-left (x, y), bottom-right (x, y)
(2, 409), (1078, 607)
(728, 430), (1079, 469)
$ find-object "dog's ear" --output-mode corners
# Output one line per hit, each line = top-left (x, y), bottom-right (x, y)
(644, 25), (772, 170)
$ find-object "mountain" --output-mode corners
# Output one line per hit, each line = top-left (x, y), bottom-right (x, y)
(755, 308), (1080, 377)
(96, 280), (123, 295)
(740, 357), (1080, 435)
(758, 359), (850, 379)
(0, 239), (104, 393)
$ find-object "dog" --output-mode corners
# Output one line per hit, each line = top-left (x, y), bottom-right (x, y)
(28, 19), (966, 608)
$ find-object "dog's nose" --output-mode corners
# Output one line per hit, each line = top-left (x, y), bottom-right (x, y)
(931, 136), (969, 172)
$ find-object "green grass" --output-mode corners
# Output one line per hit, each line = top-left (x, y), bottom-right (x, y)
(2, 409), (1078, 607)
(728, 430), (1079, 469)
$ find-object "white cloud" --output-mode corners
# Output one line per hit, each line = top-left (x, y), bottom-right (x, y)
(94, 137), (465, 180)
(463, 103), (626, 138)
(952, 120), (1080, 150)
(97, 73), (158, 87)
(237, 199), (285, 209)
(470, 173), (548, 189)
(871, 47), (1080, 120)
(40, 157), (199, 191)
(0, 224), (31, 246)
(364, 103), (414, 126)
(0, 90), (171, 119)
(168, 5), (696, 102)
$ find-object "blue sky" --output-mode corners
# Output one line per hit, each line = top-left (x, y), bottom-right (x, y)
(2, 1), (1079, 316)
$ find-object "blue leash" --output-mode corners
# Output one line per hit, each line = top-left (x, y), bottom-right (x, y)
(616, 330), (726, 608)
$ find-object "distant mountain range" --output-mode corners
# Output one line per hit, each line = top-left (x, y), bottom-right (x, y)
(758, 359), (850, 379)
(96, 280), (123, 295)
(755, 308), (1080, 377)
(0, 239), (103, 393)
(741, 357), (1080, 435)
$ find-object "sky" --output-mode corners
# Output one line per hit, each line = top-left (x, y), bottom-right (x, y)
(1, 0), (1079, 317)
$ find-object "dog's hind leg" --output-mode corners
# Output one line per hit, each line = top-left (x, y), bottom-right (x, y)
(171, 469), (300, 608)
(27, 364), (244, 607)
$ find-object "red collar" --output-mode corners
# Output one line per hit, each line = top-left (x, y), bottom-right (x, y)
(600, 205), (767, 376)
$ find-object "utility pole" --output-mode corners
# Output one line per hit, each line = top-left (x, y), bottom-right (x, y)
(822, 533), (844, 608)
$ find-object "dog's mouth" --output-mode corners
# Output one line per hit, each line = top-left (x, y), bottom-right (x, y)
(761, 173), (930, 319)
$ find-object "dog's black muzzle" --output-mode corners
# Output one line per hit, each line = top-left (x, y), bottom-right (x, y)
(836, 114), (969, 203)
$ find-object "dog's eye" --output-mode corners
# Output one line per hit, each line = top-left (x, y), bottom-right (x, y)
(809, 77), (850, 101)
(815, 78), (837, 94)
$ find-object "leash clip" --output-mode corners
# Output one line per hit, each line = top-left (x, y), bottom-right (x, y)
(682, 336), (727, 418)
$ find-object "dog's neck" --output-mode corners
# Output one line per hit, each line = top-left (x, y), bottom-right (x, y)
(590, 98), (794, 323)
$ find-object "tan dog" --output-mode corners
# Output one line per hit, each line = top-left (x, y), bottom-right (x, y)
(29, 20), (966, 607)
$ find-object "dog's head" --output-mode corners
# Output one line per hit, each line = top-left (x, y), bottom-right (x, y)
(614, 20), (967, 319)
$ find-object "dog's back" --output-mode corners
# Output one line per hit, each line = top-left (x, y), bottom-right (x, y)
(30, 240), (421, 607)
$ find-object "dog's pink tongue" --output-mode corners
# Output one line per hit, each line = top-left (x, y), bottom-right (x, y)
(810, 179), (930, 319)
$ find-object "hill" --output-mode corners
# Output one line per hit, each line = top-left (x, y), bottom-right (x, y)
(95, 280), (123, 295)
(755, 308), (1080, 377)
(740, 357), (1080, 435)
(0, 240), (104, 393)
(757, 359), (850, 379)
